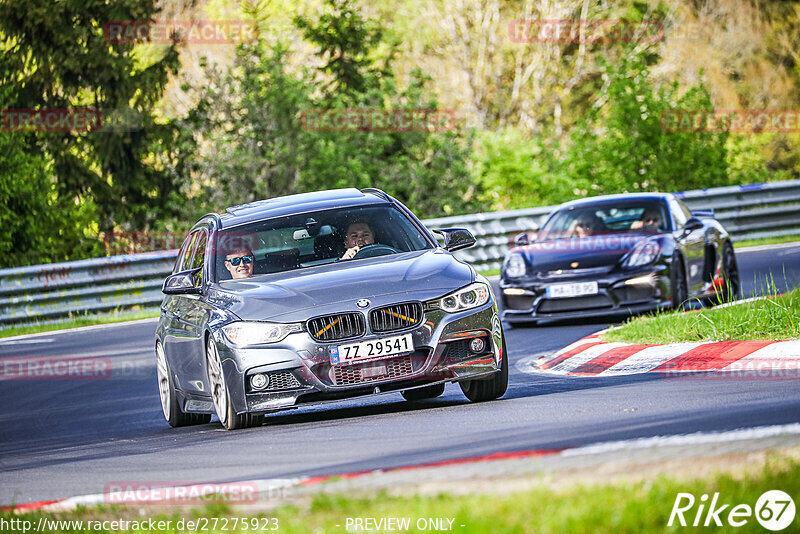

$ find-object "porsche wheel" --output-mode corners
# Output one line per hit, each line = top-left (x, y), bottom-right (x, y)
(156, 342), (210, 427)
(401, 383), (445, 401)
(206, 337), (262, 430)
(460, 337), (508, 402)
(716, 241), (740, 303)
(671, 255), (688, 311)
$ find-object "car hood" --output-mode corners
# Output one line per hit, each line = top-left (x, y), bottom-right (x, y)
(207, 249), (473, 322)
(511, 233), (650, 275)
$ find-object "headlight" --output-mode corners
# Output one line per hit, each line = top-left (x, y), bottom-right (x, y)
(221, 321), (303, 347)
(428, 282), (491, 313)
(504, 253), (526, 278)
(623, 239), (662, 268)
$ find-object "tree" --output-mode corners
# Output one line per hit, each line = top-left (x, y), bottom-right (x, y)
(183, 0), (487, 219)
(562, 52), (729, 196)
(0, 0), (182, 233)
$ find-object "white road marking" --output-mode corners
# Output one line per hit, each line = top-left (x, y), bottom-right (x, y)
(561, 423), (800, 457)
(547, 342), (629, 373)
(0, 338), (55, 345)
(598, 342), (703, 376)
(0, 317), (158, 342)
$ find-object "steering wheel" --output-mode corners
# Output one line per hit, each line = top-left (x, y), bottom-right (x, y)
(352, 244), (401, 259)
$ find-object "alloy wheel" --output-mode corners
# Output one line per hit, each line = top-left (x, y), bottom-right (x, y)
(206, 337), (228, 423)
(155, 343), (171, 420)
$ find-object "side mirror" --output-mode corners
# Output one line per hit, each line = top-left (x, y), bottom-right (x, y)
(433, 228), (476, 252)
(162, 268), (202, 295)
(513, 230), (538, 247)
(682, 217), (704, 236)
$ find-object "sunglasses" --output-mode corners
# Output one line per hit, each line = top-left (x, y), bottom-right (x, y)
(225, 255), (253, 266)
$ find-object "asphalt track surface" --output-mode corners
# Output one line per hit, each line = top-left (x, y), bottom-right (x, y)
(1, 243), (799, 505)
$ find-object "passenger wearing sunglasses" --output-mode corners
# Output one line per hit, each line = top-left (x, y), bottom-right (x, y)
(224, 247), (254, 279)
(631, 208), (663, 231)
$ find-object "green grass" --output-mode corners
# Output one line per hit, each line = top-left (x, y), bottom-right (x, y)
(604, 287), (800, 344)
(734, 235), (800, 249)
(2, 451), (799, 532)
(0, 310), (159, 339)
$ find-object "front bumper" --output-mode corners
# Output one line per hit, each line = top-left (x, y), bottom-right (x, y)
(210, 302), (503, 415)
(500, 267), (671, 323)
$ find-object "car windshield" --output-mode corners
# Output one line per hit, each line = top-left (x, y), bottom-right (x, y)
(538, 201), (668, 241)
(214, 204), (432, 280)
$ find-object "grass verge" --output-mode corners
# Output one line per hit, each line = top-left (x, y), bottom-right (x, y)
(0, 310), (159, 339)
(603, 287), (800, 344)
(2, 450), (799, 533)
(734, 235), (800, 249)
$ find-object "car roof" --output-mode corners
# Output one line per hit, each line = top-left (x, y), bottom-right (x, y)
(557, 192), (673, 209)
(216, 188), (392, 228)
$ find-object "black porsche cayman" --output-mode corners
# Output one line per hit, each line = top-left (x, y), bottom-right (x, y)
(500, 193), (740, 325)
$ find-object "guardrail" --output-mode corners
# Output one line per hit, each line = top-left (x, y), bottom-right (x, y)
(2, 179), (799, 328)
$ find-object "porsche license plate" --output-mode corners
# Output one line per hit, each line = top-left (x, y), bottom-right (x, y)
(546, 281), (599, 298)
(330, 333), (414, 365)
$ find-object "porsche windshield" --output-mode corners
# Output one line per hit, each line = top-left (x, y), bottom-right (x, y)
(538, 201), (669, 241)
(214, 205), (432, 280)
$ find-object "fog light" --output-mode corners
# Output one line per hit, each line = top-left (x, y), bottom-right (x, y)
(625, 273), (656, 286)
(250, 373), (268, 390)
(503, 288), (527, 295)
(469, 338), (486, 353)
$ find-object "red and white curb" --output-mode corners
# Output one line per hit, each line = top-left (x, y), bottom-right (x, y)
(6, 423), (800, 513)
(518, 332), (800, 377)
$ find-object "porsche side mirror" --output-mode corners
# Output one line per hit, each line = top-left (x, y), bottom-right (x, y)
(682, 217), (704, 236)
(162, 268), (202, 295)
(433, 228), (476, 252)
(514, 230), (538, 247)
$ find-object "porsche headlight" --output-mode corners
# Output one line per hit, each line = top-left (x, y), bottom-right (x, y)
(504, 253), (526, 278)
(428, 282), (491, 313)
(221, 321), (303, 347)
(623, 239), (662, 268)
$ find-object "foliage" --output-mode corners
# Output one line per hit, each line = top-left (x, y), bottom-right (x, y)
(182, 0), (487, 219)
(0, 0), (182, 233)
(472, 129), (581, 211)
(0, 84), (100, 268)
(562, 52), (730, 196)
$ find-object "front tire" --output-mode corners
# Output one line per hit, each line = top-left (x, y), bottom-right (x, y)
(156, 342), (210, 427)
(671, 255), (688, 311)
(401, 383), (445, 401)
(206, 337), (263, 430)
(715, 241), (740, 303)
(459, 337), (508, 402)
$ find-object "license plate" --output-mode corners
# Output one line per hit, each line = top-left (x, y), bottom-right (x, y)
(329, 333), (414, 365)
(546, 281), (599, 298)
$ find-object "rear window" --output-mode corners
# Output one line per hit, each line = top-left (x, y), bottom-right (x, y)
(213, 205), (432, 281)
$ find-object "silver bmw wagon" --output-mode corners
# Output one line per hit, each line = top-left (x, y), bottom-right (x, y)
(155, 188), (507, 429)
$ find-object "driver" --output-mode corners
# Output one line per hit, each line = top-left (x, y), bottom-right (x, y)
(340, 221), (375, 260)
(223, 246), (254, 279)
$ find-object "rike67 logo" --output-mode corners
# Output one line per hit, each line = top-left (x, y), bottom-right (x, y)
(668, 490), (796, 531)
